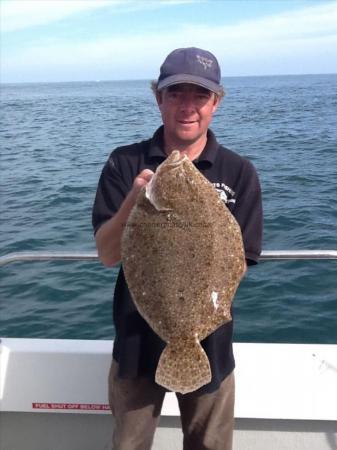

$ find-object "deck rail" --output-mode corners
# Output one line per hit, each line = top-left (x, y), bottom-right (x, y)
(0, 250), (337, 267)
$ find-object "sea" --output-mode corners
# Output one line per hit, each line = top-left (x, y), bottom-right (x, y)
(1, 75), (336, 344)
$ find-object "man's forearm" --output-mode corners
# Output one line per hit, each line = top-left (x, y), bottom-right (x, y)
(95, 189), (139, 267)
(95, 168), (154, 267)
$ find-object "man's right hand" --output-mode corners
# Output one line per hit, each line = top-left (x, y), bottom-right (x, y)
(132, 169), (154, 193)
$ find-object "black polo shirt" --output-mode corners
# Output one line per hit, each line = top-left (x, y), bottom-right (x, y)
(92, 126), (263, 394)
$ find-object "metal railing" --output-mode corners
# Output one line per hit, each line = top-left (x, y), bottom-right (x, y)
(0, 250), (337, 267)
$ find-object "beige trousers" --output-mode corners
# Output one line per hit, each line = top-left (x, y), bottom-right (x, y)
(108, 360), (235, 450)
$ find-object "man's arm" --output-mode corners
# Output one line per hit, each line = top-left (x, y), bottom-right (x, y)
(95, 169), (154, 267)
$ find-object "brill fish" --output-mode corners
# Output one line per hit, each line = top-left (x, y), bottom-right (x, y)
(121, 150), (245, 394)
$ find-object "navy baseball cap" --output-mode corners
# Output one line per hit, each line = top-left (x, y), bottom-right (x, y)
(157, 47), (223, 95)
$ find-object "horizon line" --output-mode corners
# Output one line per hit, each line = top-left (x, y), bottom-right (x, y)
(1, 72), (337, 85)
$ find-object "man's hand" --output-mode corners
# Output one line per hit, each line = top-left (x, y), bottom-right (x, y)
(132, 169), (154, 192)
(127, 169), (154, 205)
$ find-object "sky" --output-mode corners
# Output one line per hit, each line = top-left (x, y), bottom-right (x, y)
(1, 0), (337, 83)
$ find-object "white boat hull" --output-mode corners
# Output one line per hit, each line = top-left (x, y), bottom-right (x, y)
(1, 338), (336, 449)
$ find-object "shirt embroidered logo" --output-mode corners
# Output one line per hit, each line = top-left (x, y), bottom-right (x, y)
(212, 183), (236, 205)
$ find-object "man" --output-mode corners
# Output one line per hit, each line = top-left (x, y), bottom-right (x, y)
(92, 47), (263, 450)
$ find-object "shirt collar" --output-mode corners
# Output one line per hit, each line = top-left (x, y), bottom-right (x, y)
(193, 129), (219, 167)
(147, 125), (219, 168)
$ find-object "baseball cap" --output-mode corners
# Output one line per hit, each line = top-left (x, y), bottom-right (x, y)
(157, 47), (223, 95)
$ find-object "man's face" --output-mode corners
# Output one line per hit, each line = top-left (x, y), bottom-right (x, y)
(156, 83), (220, 148)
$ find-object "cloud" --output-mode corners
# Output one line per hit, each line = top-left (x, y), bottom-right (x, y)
(180, 1), (337, 74)
(2, 1), (337, 81)
(1, 0), (116, 32)
(1, 0), (197, 32)
(196, 1), (337, 42)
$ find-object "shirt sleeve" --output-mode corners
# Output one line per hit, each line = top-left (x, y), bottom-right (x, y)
(92, 153), (130, 235)
(232, 159), (263, 265)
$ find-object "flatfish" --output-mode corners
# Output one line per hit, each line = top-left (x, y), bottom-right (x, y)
(121, 150), (245, 393)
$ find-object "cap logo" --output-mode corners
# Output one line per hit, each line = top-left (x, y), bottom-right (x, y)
(196, 54), (213, 70)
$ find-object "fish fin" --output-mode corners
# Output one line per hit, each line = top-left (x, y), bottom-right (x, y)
(145, 177), (171, 211)
(155, 337), (211, 394)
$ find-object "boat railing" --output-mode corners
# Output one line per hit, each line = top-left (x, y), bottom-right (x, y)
(0, 250), (337, 266)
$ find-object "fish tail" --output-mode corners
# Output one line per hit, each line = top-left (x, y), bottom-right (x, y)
(155, 336), (211, 394)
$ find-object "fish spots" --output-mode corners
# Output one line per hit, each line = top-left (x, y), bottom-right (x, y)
(122, 150), (245, 393)
(177, 287), (185, 302)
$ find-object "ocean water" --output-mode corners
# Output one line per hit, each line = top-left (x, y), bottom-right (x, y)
(1, 75), (336, 343)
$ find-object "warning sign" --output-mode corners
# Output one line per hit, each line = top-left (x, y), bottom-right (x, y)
(32, 402), (110, 411)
